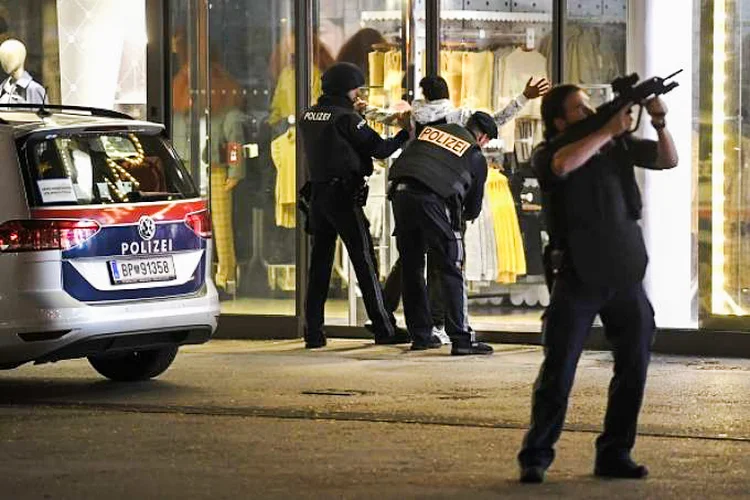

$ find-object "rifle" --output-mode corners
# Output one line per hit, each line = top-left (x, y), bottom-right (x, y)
(550, 69), (683, 147)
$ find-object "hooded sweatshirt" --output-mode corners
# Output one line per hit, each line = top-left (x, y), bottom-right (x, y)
(410, 94), (529, 135)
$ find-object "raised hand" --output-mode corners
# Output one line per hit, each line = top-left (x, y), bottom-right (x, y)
(523, 77), (551, 99)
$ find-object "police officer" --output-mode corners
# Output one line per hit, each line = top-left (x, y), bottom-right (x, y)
(299, 62), (411, 349)
(389, 112), (497, 355)
(517, 85), (678, 483)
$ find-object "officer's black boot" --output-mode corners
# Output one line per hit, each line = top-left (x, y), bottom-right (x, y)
(410, 334), (443, 351)
(594, 456), (648, 479)
(366, 323), (412, 345)
(450, 340), (493, 356)
(304, 329), (327, 349)
(519, 465), (547, 484)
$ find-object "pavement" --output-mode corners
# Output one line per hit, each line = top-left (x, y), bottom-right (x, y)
(0, 339), (749, 499)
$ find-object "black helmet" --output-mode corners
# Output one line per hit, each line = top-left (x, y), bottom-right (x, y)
(466, 111), (498, 140)
(322, 62), (366, 96)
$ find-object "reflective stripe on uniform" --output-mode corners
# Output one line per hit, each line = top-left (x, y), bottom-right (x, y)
(353, 207), (394, 336)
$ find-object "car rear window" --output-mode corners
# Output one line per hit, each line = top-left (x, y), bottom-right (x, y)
(20, 130), (199, 206)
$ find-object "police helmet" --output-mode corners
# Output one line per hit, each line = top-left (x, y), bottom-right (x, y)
(466, 111), (498, 140)
(322, 62), (366, 96)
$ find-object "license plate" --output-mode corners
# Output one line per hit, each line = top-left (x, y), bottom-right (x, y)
(108, 256), (176, 285)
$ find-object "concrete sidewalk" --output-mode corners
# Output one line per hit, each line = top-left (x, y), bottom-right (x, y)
(0, 339), (749, 498)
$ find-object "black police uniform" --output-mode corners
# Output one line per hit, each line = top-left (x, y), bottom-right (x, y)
(389, 123), (491, 353)
(518, 135), (660, 471)
(383, 115), (449, 326)
(299, 67), (409, 346)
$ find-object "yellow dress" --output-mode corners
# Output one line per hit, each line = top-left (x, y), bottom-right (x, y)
(485, 169), (526, 283)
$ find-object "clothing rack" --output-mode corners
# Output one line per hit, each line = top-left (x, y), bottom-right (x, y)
(441, 30), (528, 44)
(567, 15), (625, 24)
(361, 10), (550, 23)
(362, 9), (624, 24)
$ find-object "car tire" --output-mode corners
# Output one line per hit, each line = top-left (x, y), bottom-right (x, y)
(88, 346), (179, 381)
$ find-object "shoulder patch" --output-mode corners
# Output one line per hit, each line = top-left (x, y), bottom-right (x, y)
(418, 126), (471, 157)
(356, 119), (367, 129)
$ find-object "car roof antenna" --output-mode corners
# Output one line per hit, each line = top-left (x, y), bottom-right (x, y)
(36, 87), (51, 118)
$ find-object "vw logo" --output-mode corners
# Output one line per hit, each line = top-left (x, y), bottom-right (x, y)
(138, 215), (156, 241)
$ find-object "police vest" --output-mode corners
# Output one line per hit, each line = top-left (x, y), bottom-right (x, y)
(299, 103), (362, 183)
(389, 123), (477, 200)
(414, 117), (447, 137)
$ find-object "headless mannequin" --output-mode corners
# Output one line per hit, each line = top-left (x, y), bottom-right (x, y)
(0, 39), (46, 104)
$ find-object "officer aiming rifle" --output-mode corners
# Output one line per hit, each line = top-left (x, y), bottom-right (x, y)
(517, 74), (679, 484)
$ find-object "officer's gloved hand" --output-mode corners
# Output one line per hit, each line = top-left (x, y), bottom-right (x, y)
(353, 183), (369, 206)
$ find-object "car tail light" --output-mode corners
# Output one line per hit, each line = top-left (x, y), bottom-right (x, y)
(184, 209), (212, 239)
(0, 219), (100, 252)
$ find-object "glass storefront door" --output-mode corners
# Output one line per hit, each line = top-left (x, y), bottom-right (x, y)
(435, 0), (553, 333)
(174, 0), (300, 318)
(314, 0), (407, 328)
(206, 0), (300, 316)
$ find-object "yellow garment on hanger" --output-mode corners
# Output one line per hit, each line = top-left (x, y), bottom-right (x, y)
(383, 50), (403, 105)
(368, 51), (385, 87)
(485, 169), (526, 283)
(269, 65), (322, 126)
(440, 50), (464, 108)
(270, 128), (297, 228)
(460, 51), (494, 110)
(566, 26), (583, 84)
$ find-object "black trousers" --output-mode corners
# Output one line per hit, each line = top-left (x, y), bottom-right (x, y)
(518, 271), (655, 468)
(391, 187), (471, 345)
(305, 182), (395, 338)
(383, 254), (445, 327)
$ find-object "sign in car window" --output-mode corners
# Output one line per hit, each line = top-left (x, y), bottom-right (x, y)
(37, 179), (77, 203)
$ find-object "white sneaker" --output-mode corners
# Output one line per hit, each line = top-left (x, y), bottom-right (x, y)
(432, 325), (451, 345)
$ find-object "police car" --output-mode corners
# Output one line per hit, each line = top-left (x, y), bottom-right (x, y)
(0, 104), (219, 380)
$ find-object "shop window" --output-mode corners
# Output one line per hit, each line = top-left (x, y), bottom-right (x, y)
(702, 0), (750, 319)
(172, 0), (302, 314)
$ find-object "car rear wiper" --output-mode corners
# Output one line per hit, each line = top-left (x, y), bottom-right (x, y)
(125, 191), (185, 202)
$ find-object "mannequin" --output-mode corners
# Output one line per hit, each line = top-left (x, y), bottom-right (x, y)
(0, 39), (47, 105)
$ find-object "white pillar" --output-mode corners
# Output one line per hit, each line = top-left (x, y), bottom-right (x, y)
(630, 0), (696, 328)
